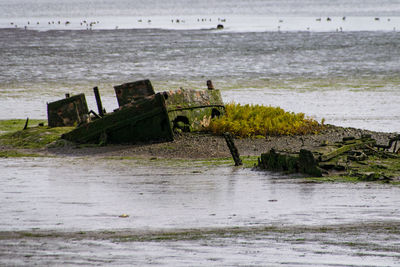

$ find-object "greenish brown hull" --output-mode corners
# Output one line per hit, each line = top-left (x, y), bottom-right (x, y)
(165, 88), (225, 131)
(47, 94), (88, 127)
(62, 93), (173, 144)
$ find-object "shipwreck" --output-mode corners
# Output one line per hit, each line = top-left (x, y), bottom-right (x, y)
(257, 135), (400, 181)
(47, 80), (225, 145)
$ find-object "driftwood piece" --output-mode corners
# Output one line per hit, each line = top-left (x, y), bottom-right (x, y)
(318, 138), (376, 162)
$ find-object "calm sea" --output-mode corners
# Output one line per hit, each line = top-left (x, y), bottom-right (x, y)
(1, 0), (399, 132)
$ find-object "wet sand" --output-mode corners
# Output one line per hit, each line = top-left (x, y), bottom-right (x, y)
(1, 222), (400, 266)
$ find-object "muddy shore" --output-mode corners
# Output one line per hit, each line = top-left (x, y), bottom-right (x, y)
(45, 124), (396, 160)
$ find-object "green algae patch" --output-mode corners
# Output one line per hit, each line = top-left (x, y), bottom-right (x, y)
(0, 124), (74, 149)
(0, 150), (42, 158)
(0, 119), (46, 134)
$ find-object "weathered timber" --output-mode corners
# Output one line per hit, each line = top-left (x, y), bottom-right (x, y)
(114, 79), (155, 107)
(298, 149), (322, 177)
(47, 94), (89, 127)
(258, 149), (321, 176)
(113, 80), (224, 132)
(23, 117), (29, 130)
(223, 132), (242, 166)
(374, 134), (400, 151)
(62, 93), (173, 144)
(316, 138), (376, 162)
(258, 136), (399, 181)
(165, 88), (225, 131)
(207, 80), (214, 90)
(258, 149), (299, 173)
(93, 86), (105, 117)
(58, 79), (225, 145)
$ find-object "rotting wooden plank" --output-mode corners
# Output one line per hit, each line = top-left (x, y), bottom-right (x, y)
(319, 139), (376, 162)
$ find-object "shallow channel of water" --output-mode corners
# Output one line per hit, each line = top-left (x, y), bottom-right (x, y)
(1, 157), (399, 265)
(1, 157), (399, 231)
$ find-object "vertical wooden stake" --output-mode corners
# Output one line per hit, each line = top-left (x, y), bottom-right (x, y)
(23, 117), (29, 130)
(223, 132), (242, 166)
(93, 86), (104, 117)
(207, 80), (214, 90)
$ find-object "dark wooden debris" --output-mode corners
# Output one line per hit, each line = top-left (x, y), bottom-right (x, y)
(207, 80), (214, 90)
(224, 132), (242, 166)
(51, 79), (224, 145)
(47, 94), (89, 127)
(114, 79), (155, 107)
(93, 86), (105, 117)
(23, 117), (29, 130)
(258, 136), (399, 181)
(62, 93), (174, 145)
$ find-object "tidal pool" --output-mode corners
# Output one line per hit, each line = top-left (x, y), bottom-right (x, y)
(0, 156), (399, 265)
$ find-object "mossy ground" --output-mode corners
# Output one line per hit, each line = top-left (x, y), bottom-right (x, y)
(0, 150), (42, 158)
(304, 155), (400, 185)
(0, 120), (73, 149)
(0, 119), (46, 134)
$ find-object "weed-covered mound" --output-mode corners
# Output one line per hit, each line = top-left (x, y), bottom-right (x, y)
(206, 103), (324, 138)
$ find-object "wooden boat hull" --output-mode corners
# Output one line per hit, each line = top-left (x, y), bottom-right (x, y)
(62, 93), (173, 144)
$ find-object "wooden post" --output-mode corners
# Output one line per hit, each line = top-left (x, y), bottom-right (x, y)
(93, 86), (104, 117)
(23, 117), (29, 130)
(223, 132), (242, 166)
(207, 80), (214, 90)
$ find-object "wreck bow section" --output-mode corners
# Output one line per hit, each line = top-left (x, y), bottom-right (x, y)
(113, 80), (225, 133)
(55, 79), (224, 145)
(62, 93), (174, 144)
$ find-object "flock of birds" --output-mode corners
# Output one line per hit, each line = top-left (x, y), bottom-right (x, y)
(277, 16), (396, 32)
(9, 17), (227, 30)
(8, 16), (395, 31)
(9, 20), (101, 30)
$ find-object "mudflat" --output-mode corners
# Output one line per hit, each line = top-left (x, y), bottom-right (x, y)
(45, 124), (395, 160)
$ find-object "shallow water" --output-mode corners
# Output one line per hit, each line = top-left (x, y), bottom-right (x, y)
(1, 157), (399, 265)
(1, 157), (400, 231)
